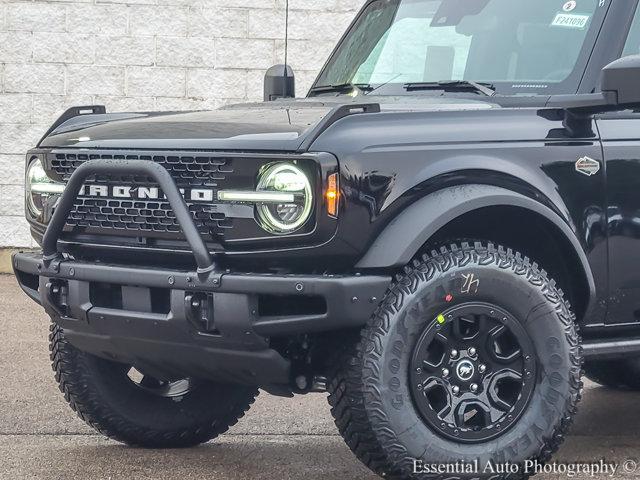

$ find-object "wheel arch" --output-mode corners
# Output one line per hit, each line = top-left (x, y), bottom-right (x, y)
(355, 184), (596, 320)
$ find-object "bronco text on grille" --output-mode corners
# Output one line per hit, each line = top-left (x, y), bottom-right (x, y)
(46, 150), (318, 248)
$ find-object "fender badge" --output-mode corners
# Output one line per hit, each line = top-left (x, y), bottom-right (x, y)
(575, 156), (600, 176)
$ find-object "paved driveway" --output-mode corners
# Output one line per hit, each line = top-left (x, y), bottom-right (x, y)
(1, 274), (639, 479)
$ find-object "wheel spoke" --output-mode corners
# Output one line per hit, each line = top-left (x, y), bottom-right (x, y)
(497, 348), (523, 366)
(489, 392), (512, 412)
(475, 314), (488, 338)
(452, 315), (481, 341)
(435, 332), (449, 343)
(487, 369), (523, 412)
(419, 377), (456, 423)
(486, 324), (524, 364)
(451, 317), (464, 340)
(453, 399), (492, 429)
(423, 376), (441, 392)
(478, 323), (503, 354)
(421, 359), (438, 372)
(437, 401), (452, 419)
(441, 393), (461, 424)
(420, 333), (449, 369)
(489, 324), (506, 339)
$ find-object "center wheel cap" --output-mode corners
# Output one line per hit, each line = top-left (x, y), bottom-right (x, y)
(456, 359), (475, 381)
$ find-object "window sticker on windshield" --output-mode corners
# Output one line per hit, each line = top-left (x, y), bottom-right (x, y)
(551, 13), (590, 29)
(563, 1), (577, 12)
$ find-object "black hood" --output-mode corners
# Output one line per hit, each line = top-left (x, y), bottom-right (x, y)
(39, 96), (497, 152)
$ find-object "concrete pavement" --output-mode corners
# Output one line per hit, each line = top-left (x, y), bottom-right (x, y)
(1, 274), (640, 479)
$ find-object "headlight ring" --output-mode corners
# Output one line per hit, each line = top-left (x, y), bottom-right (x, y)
(26, 158), (64, 219)
(255, 163), (313, 234)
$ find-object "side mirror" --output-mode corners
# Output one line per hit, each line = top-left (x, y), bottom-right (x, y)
(264, 64), (295, 101)
(601, 54), (640, 107)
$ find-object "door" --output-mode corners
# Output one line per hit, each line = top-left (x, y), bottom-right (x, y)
(600, 1), (640, 324)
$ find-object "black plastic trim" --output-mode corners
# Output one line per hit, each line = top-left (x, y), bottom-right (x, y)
(356, 184), (596, 317)
(582, 338), (640, 360)
(37, 106), (106, 148)
(297, 102), (380, 152)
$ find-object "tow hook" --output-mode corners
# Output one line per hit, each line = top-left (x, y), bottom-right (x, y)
(184, 292), (217, 333)
(44, 280), (69, 317)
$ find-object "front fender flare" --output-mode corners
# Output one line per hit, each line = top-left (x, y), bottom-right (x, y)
(355, 184), (595, 298)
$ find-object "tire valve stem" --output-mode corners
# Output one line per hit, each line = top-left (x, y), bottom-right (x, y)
(479, 364), (487, 374)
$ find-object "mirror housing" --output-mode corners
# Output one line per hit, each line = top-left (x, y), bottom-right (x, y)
(264, 64), (295, 101)
(601, 54), (640, 106)
(547, 55), (640, 113)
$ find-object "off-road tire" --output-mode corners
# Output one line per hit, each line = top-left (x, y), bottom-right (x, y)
(50, 323), (258, 448)
(584, 358), (640, 391)
(328, 242), (582, 479)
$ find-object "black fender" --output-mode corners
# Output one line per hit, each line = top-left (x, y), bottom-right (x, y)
(355, 184), (596, 299)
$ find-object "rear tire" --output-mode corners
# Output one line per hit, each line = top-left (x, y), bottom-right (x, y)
(584, 358), (640, 391)
(50, 323), (258, 448)
(329, 242), (582, 479)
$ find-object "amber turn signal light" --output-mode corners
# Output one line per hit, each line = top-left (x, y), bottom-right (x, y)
(326, 173), (339, 217)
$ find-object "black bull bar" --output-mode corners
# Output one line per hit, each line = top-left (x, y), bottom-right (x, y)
(41, 159), (216, 274)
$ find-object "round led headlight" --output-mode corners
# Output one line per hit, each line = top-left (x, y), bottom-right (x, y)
(26, 158), (64, 219)
(256, 163), (313, 234)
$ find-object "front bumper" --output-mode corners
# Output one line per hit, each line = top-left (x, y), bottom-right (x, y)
(13, 252), (390, 386)
(15, 158), (391, 387)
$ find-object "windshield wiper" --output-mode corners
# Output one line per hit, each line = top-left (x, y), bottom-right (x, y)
(404, 80), (496, 97)
(309, 83), (374, 95)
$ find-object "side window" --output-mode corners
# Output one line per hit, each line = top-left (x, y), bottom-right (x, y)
(622, 4), (640, 56)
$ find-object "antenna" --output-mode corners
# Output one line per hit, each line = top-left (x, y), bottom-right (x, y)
(284, 0), (290, 76)
(263, 1), (295, 101)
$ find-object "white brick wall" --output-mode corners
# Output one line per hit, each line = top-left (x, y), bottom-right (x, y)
(0, 0), (363, 247)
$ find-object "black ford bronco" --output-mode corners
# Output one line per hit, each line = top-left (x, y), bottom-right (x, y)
(12, 0), (640, 478)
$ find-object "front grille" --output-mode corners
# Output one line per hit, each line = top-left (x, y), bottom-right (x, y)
(50, 152), (232, 186)
(65, 198), (232, 236)
(46, 150), (268, 246)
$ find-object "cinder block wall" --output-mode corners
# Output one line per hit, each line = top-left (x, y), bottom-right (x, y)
(0, 0), (362, 247)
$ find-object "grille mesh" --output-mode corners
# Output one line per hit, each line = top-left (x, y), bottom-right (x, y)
(65, 198), (233, 235)
(48, 151), (241, 243)
(50, 152), (232, 186)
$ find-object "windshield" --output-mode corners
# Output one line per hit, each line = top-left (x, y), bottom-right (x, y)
(312, 0), (609, 96)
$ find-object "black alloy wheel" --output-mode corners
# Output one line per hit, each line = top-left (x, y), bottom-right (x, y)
(409, 303), (536, 443)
